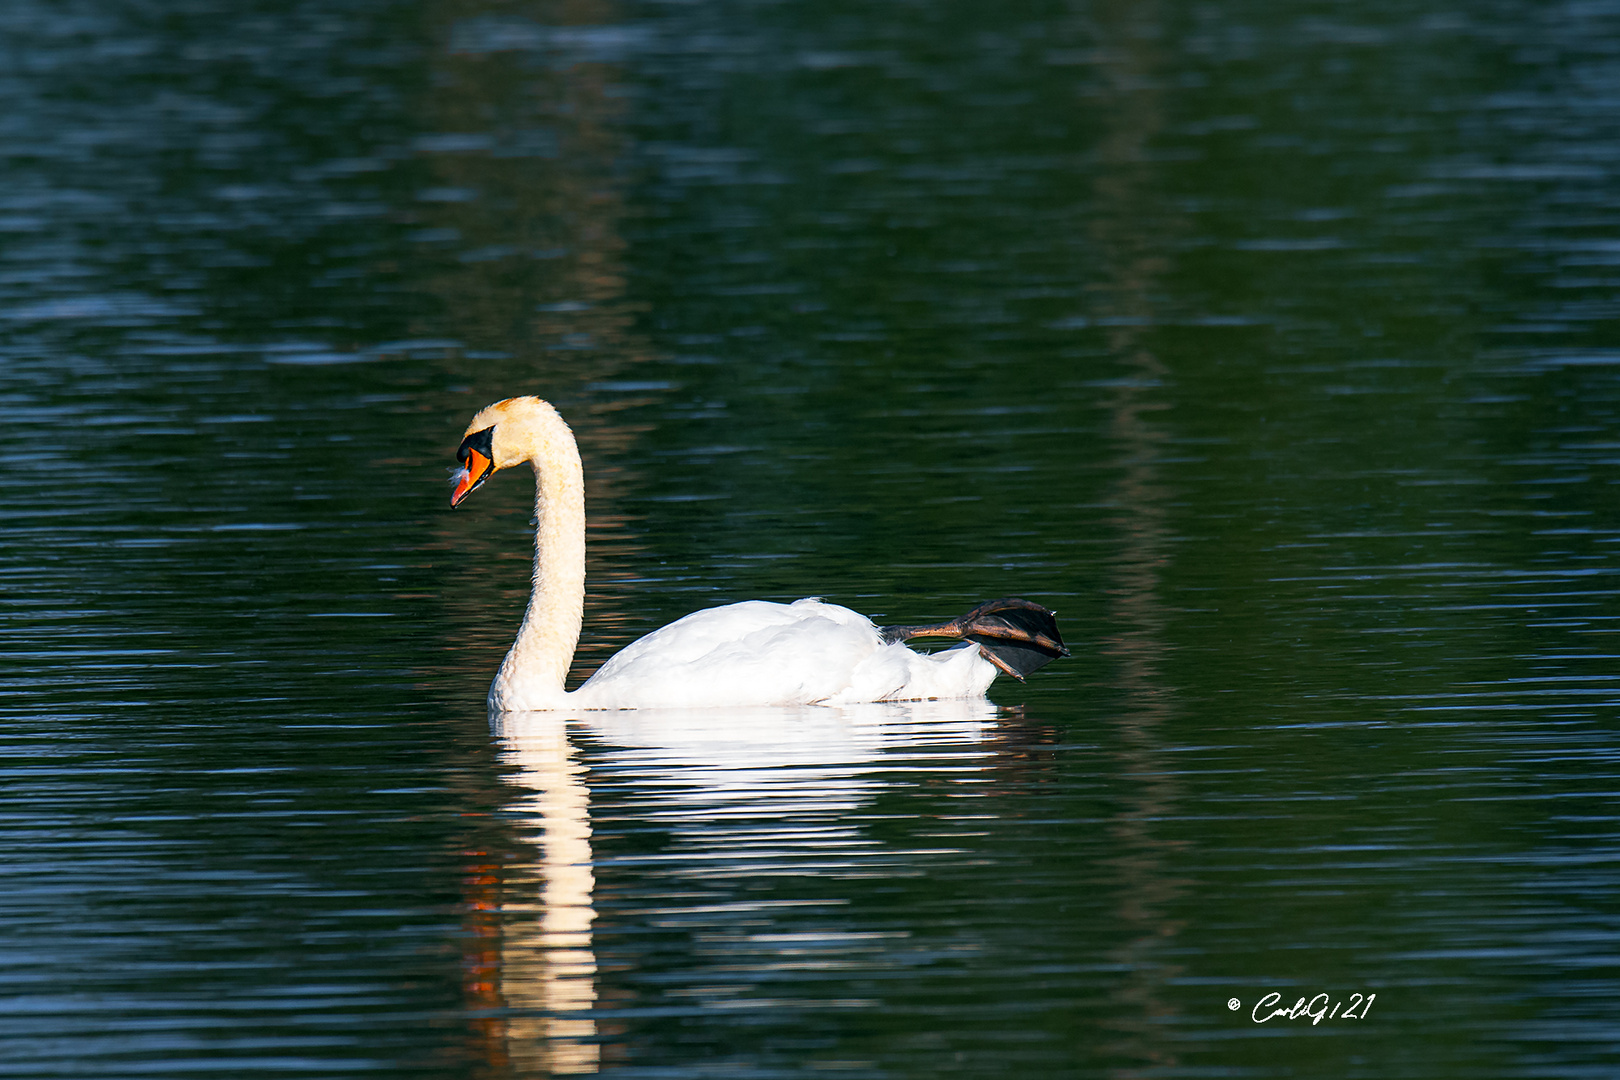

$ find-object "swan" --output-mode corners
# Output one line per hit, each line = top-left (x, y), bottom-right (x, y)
(450, 396), (1069, 711)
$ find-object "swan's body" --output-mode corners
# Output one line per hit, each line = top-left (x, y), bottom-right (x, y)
(504, 597), (995, 711)
(451, 397), (1066, 712)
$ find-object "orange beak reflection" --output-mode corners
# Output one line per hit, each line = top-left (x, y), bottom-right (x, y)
(451, 447), (493, 507)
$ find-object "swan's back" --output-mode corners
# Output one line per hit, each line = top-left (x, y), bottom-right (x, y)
(573, 598), (995, 709)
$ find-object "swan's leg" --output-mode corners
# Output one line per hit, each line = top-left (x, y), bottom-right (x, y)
(880, 598), (1070, 682)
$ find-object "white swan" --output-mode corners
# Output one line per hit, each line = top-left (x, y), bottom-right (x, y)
(450, 396), (1068, 712)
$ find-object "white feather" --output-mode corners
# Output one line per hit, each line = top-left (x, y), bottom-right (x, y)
(569, 599), (997, 709)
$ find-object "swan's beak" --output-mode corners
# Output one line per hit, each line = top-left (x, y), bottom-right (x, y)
(450, 454), (492, 506)
(450, 427), (497, 507)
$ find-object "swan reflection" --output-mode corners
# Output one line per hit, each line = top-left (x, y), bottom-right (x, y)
(490, 716), (599, 1075)
(488, 698), (999, 1073)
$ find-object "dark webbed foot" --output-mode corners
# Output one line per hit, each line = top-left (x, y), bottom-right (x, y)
(881, 598), (1070, 681)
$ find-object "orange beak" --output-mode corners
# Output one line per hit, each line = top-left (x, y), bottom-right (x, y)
(451, 447), (493, 507)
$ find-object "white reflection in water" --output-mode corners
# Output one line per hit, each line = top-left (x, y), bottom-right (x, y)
(492, 717), (600, 1075)
(490, 699), (998, 1072)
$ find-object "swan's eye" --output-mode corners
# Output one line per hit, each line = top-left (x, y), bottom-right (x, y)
(457, 426), (494, 465)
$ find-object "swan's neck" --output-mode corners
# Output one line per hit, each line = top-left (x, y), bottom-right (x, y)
(491, 430), (586, 711)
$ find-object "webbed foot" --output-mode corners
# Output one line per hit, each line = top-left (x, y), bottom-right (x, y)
(881, 598), (1070, 681)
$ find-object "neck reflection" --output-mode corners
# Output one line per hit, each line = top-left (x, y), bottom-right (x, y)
(496, 717), (600, 1075)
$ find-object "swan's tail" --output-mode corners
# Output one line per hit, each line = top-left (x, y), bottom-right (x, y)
(879, 598), (1070, 681)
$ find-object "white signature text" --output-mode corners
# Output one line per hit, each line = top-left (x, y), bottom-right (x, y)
(1233, 992), (1376, 1025)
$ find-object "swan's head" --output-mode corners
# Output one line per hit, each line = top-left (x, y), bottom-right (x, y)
(450, 396), (572, 507)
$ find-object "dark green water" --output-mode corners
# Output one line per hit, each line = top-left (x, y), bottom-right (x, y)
(5, 0), (1620, 1075)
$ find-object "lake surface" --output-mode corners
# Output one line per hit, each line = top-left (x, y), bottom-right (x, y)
(5, 0), (1620, 1075)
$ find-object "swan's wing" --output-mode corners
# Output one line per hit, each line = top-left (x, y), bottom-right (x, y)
(829, 640), (997, 704)
(576, 599), (886, 708)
